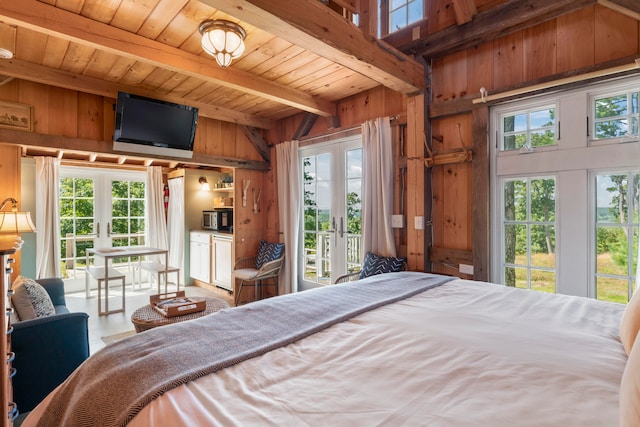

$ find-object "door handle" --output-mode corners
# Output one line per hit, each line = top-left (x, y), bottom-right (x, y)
(339, 217), (344, 238)
(96, 222), (100, 238)
(107, 223), (111, 238)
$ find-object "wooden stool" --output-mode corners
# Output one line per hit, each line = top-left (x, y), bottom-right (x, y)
(137, 262), (180, 294)
(87, 266), (126, 315)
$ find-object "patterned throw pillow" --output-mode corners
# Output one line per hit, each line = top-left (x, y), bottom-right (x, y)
(11, 276), (55, 320)
(359, 252), (407, 279)
(254, 240), (285, 269)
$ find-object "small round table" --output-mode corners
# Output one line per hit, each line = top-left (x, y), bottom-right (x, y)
(131, 297), (229, 332)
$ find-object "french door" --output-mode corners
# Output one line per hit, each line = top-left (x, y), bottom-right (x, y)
(299, 135), (362, 288)
(59, 167), (146, 292)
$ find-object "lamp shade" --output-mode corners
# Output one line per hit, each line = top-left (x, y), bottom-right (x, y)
(0, 210), (36, 234)
(199, 20), (246, 68)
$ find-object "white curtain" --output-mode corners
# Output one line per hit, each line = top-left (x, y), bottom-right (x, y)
(35, 157), (61, 279)
(167, 176), (185, 281)
(361, 117), (396, 257)
(146, 166), (168, 261)
(276, 140), (301, 294)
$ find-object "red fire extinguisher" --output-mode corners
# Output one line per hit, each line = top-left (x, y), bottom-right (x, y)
(163, 184), (169, 209)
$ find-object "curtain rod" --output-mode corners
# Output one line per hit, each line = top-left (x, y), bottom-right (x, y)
(473, 59), (640, 104)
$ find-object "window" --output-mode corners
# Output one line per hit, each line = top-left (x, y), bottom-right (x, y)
(378, 0), (423, 36)
(592, 90), (639, 141)
(594, 171), (639, 302)
(491, 77), (639, 301)
(502, 177), (556, 293)
(500, 106), (556, 151)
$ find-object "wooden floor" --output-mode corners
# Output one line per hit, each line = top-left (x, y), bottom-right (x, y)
(65, 282), (234, 354)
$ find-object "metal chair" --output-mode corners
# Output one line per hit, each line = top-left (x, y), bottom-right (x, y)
(233, 254), (285, 306)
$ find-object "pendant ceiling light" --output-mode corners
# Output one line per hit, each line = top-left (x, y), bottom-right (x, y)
(199, 20), (247, 68)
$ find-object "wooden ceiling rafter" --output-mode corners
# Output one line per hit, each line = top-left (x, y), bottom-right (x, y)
(204, 0), (425, 94)
(398, 0), (599, 59)
(0, 0), (337, 118)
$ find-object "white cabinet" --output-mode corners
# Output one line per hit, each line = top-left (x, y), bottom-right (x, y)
(189, 231), (233, 291)
(189, 231), (211, 283)
(212, 234), (233, 291)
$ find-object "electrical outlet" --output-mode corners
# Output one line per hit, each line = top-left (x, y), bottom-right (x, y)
(414, 216), (425, 230)
(459, 264), (474, 275)
(392, 215), (405, 228)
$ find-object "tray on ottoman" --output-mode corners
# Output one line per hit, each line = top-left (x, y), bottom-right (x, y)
(150, 291), (205, 317)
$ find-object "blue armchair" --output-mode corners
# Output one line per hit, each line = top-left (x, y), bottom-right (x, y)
(11, 277), (90, 413)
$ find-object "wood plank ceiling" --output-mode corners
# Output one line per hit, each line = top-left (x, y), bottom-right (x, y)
(0, 0), (423, 131)
(0, 0), (637, 168)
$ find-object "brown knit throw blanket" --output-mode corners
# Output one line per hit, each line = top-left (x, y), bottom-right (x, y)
(35, 272), (453, 427)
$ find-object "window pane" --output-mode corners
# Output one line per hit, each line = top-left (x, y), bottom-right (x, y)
(112, 218), (128, 234)
(504, 180), (527, 221)
(530, 108), (554, 128)
(112, 200), (128, 217)
(597, 276), (628, 303)
(130, 200), (144, 217)
(316, 153), (331, 181)
(112, 181), (128, 198)
(596, 94), (628, 118)
(75, 179), (93, 197)
(303, 156), (315, 181)
(596, 175), (626, 224)
(60, 178), (73, 197)
(304, 181), (316, 206)
(504, 114), (527, 133)
(531, 269), (555, 293)
(408, 0), (422, 24)
(130, 181), (145, 198)
(304, 207), (317, 231)
(530, 129), (555, 147)
(514, 267), (528, 289)
(595, 119), (628, 139)
(596, 226), (628, 274)
(504, 224), (527, 264)
(346, 149), (362, 178)
(75, 219), (93, 235)
(530, 178), (555, 222)
(530, 225), (555, 267)
(390, 7), (406, 31)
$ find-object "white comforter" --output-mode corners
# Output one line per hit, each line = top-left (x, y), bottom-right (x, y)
(27, 275), (627, 426)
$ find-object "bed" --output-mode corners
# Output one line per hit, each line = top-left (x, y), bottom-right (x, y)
(23, 272), (634, 426)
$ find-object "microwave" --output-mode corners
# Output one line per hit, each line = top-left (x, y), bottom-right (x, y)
(202, 210), (233, 231)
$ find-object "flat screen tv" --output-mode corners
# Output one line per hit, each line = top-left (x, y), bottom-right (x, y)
(113, 92), (199, 159)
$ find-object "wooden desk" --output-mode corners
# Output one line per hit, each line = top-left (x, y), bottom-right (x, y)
(86, 246), (168, 315)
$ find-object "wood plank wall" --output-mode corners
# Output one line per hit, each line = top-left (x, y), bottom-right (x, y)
(0, 79), (263, 162)
(427, 4), (640, 279)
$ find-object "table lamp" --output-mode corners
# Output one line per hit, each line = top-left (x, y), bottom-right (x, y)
(0, 197), (36, 249)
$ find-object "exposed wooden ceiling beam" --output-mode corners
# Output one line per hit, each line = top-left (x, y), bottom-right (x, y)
(399, 0), (598, 59)
(204, 0), (425, 94)
(239, 126), (271, 162)
(0, 0), (336, 117)
(598, 0), (640, 20)
(0, 58), (273, 129)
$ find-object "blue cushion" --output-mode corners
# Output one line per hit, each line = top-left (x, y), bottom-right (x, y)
(255, 241), (285, 269)
(359, 252), (407, 279)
